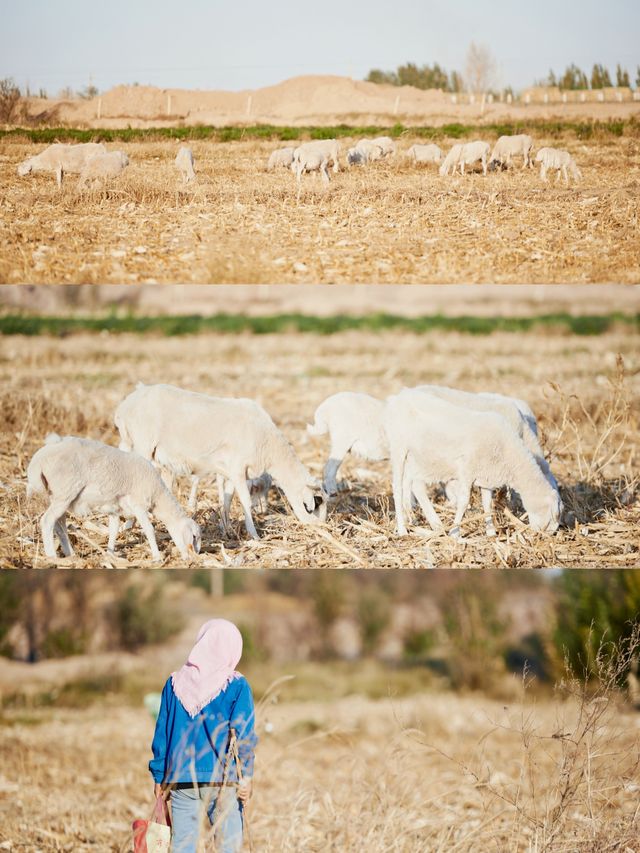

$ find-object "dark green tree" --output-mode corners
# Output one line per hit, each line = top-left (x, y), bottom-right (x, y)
(552, 571), (640, 681)
(615, 64), (630, 87)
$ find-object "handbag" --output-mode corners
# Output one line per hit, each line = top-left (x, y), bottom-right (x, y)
(132, 793), (172, 853)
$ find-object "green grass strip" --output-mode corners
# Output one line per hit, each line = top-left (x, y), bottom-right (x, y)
(2, 117), (638, 144)
(0, 312), (637, 337)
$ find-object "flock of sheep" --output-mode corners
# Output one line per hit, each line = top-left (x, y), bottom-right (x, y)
(26, 382), (562, 563)
(15, 133), (582, 191)
(16, 142), (195, 188)
(267, 133), (583, 185)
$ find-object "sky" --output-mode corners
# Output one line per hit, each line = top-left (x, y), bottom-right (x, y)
(2, 0), (638, 96)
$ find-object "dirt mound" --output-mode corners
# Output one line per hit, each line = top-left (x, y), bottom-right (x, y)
(20, 75), (640, 128)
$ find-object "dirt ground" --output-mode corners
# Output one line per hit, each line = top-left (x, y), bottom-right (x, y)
(1, 133), (639, 284)
(1, 680), (638, 852)
(1, 325), (637, 569)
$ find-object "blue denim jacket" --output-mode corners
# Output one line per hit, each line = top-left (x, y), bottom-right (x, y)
(149, 675), (257, 784)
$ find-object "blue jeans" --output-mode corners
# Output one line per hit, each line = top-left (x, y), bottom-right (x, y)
(170, 786), (243, 853)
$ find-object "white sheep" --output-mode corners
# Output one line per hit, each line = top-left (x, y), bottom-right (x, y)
(535, 147), (582, 184)
(114, 383), (326, 540)
(413, 384), (559, 535)
(369, 136), (396, 157)
(175, 146), (196, 183)
(292, 139), (340, 185)
(17, 142), (107, 187)
(267, 146), (295, 170)
(383, 389), (562, 538)
(406, 143), (442, 165)
(26, 434), (201, 562)
(439, 140), (490, 176)
(489, 134), (534, 170)
(78, 150), (129, 187)
(307, 392), (388, 496)
(346, 139), (384, 166)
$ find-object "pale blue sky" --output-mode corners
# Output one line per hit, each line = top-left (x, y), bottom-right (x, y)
(2, 0), (638, 95)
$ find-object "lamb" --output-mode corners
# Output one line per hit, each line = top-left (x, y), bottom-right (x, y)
(307, 392), (388, 496)
(114, 383), (326, 540)
(292, 139), (340, 185)
(369, 136), (396, 157)
(267, 147), (295, 170)
(406, 144), (442, 165)
(439, 140), (490, 176)
(488, 134), (534, 170)
(26, 434), (201, 562)
(78, 150), (129, 187)
(535, 147), (582, 184)
(17, 142), (107, 187)
(383, 389), (562, 538)
(413, 385), (560, 535)
(346, 139), (384, 166)
(175, 146), (196, 183)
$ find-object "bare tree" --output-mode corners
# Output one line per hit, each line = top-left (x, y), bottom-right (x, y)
(464, 42), (497, 95)
(0, 77), (22, 123)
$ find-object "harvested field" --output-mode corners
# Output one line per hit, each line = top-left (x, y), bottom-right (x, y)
(1, 324), (638, 568)
(1, 132), (639, 284)
(2, 660), (639, 852)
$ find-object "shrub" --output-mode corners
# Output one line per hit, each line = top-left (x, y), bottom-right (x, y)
(0, 78), (22, 123)
(112, 582), (183, 651)
(357, 588), (391, 655)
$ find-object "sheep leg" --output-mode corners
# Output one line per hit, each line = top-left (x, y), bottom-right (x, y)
(132, 506), (163, 562)
(482, 156), (487, 177)
(460, 162), (465, 175)
(481, 488), (496, 537)
(411, 480), (444, 532)
(217, 475), (234, 533)
(107, 513), (120, 552)
(449, 482), (471, 539)
(323, 456), (344, 497)
(187, 475), (199, 513)
(540, 164), (547, 182)
(54, 514), (75, 557)
(160, 468), (174, 492)
(56, 165), (63, 188)
(41, 501), (69, 558)
(321, 160), (330, 185)
(562, 165), (568, 186)
(391, 451), (408, 536)
(234, 478), (259, 540)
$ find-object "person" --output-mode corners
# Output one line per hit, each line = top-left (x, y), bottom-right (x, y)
(149, 619), (257, 853)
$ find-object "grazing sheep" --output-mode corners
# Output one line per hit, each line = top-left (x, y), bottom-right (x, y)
(267, 146), (295, 170)
(175, 146), (196, 183)
(78, 150), (129, 187)
(292, 139), (340, 185)
(346, 139), (384, 166)
(406, 144), (443, 165)
(114, 383), (326, 540)
(369, 136), (396, 157)
(17, 142), (107, 187)
(535, 147), (582, 184)
(414, 384), (560, 535)
(26, 434), (201, 562)
(489, 134), (534, 170)
(307, 392), (388, 496)
(439, 140), (490, 176)
(383, 390), (562, 538)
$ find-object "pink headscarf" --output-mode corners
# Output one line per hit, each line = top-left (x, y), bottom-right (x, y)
(171, 619), (243, 718)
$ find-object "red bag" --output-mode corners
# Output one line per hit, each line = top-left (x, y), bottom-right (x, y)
(133, 794), (171, 853)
